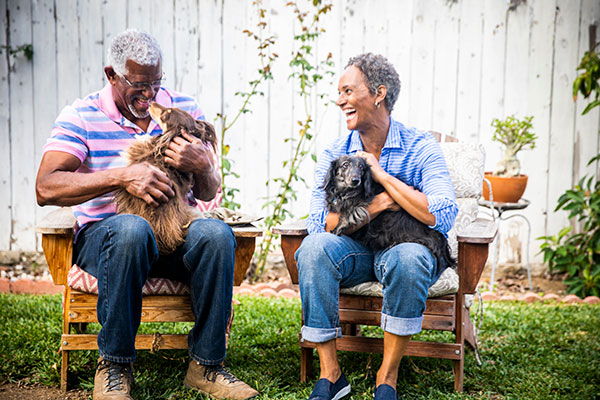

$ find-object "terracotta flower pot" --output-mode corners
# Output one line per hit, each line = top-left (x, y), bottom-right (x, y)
(482, 172), (528, 203)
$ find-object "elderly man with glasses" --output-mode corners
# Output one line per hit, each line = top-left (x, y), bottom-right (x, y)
(35, 29), (258, 400)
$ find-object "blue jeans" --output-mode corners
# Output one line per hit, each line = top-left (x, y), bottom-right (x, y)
(74, 214), (235, 365)
(295, 232), (446, 342)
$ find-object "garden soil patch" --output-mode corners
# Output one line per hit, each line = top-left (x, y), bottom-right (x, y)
(0, 381), (88, 399)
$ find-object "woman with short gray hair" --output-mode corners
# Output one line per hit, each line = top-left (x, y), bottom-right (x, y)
(297, 53), (458, 400)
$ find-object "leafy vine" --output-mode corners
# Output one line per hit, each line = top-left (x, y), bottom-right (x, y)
(250, 0), (335, 281)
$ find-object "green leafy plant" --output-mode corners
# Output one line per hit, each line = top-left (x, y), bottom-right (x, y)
(490, 115), (537, 177)
(538, 176), (600, 297)
(250, 0), (335, 281)
(572, 43), (600, 116)
(0, 44), (33, 61)
(539, 43), (600, 298)
(216, 0), (278, 210)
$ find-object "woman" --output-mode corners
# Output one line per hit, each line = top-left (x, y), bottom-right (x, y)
(296, 53), (458, 400)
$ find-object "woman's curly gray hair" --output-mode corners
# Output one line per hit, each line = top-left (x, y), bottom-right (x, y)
(107, 29), (162, 76)
(346, 53), (401, 112)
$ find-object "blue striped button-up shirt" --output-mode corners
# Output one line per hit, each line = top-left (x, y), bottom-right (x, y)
(306, 118), (458, 236)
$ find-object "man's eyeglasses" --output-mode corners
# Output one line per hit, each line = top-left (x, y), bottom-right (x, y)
(118, 72), (165, 91)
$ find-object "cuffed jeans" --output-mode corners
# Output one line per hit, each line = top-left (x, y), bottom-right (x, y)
(73, 214), (235, 365)
(296, 232), (446, 343)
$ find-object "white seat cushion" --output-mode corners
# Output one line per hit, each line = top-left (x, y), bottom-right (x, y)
(340, 267), (459, 298)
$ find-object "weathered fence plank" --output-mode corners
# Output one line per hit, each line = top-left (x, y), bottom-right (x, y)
(408, 0), (436, 130)
(8, 0), (36, 250)
(479, 0), (507, 171)
(523, 0), (558, 256)
(546, 0), (581, 237)
(431, 1), (460, 137)
(0, 0), (11, 250)
(455, 0), (484, 143)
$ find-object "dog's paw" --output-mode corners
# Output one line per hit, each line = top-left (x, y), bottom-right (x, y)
(331, 224), (347, 236)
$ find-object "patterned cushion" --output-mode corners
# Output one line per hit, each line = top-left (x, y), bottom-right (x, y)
(441, 142), (485, 199)
(195, 186), (223, 211)
(340, 267), (459, 298)
(447, 198), (479, 258)
(67, 264), (190, 295)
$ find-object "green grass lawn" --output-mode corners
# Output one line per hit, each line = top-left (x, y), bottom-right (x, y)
(0, 293), (598, 399)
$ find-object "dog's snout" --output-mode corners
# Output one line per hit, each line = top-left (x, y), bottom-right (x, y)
(351, 176), (360, 186)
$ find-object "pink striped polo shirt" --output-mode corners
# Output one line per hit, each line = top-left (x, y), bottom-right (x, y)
(43, 84), (218, 228)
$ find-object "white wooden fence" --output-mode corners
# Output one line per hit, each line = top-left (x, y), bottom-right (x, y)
(1, 0), (599, 268)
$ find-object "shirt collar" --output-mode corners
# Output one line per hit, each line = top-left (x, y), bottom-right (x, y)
(347, 117), (405, 153)
(96, 83), (173, 132)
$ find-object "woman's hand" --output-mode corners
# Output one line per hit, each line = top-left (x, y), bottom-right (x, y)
(356, 150), (387, 182)
(372, 191), (401, 213)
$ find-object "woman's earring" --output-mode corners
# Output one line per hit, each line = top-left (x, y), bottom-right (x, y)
(375, 101), (380, 109)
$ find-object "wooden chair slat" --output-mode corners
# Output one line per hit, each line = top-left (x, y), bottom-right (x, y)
(61, 334), (189, 351)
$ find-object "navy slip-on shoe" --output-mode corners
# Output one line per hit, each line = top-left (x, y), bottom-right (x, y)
(374, 384), (397, 400)
(308, 372), (351, 400)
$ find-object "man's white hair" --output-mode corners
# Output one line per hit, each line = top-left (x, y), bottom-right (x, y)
(107, 29), (162, 76)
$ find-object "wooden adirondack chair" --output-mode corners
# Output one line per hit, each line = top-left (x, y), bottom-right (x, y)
(272, 134), (497, 392)
(36, 207), (261, 391)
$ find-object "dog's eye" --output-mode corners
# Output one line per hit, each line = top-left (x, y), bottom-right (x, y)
(341, 161), (350, 169)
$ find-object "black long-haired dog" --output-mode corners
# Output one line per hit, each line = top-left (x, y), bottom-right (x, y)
(322, 155), (456, 269)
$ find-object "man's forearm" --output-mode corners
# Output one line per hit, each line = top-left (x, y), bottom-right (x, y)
(36, 169), (123, 206)
(192, 168), (221, 201)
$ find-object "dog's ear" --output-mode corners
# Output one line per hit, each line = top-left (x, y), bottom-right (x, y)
(362, 159), (375, 198)
(322, 158), (339, 199)
(195, 120), (217, 151)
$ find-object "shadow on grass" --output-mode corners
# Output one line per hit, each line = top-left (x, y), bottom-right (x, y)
(0, 294), (598, 399)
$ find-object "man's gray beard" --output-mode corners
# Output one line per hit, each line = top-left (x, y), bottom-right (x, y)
(128, 102), (149, 119)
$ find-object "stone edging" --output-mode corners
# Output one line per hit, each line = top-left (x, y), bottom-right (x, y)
(1, 277), (599, 304)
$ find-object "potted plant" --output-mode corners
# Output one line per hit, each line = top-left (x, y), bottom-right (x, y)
(482, 115), (538, 203)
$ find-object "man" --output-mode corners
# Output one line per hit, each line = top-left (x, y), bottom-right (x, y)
(35, 29), (258, 400)
(297, 53), (458, 400)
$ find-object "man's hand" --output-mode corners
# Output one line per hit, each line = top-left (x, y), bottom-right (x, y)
(122, 162), (174, 207)
(164, 130), (217, 175)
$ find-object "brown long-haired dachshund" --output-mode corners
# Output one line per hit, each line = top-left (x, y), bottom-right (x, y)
(114, 102), (217, 254)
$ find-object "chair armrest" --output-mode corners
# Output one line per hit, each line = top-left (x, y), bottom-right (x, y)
(457, 218), (498, 294)
(272, 220), (308, 236)
(36, 207), (77, 235)
(456, 218), (497, 244)
(273, 221), (308, 285)
(231, 224), (262, 286)
(36, 207), (77, 286)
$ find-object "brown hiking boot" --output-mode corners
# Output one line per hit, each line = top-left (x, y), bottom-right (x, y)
(93, 357), (134, 399)
(184, 360), (259, 400)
